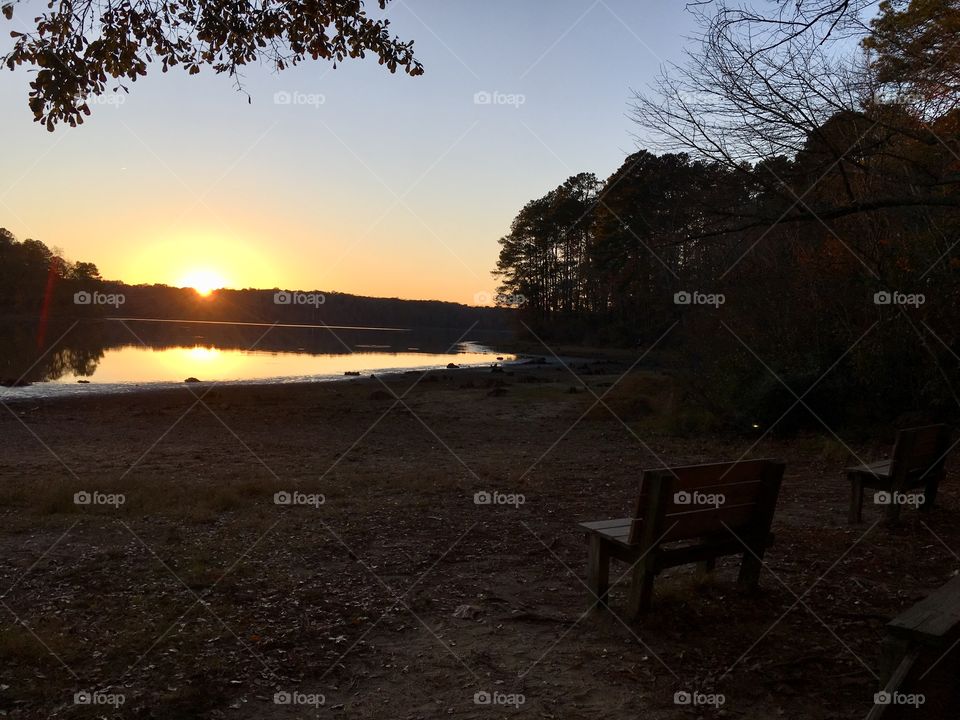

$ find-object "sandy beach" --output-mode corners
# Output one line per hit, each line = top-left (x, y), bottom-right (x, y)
(1, 361), (957, 718)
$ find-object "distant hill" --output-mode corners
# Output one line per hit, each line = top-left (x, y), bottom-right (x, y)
(75, 284), (513, 331)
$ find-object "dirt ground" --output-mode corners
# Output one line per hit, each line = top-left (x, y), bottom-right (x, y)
(0, 361), (957, 719)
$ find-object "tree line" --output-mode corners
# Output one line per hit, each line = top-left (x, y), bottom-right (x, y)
(0, 227), (510, 332)
(494, 0), (960, 430)
(0, 228), (104, 313)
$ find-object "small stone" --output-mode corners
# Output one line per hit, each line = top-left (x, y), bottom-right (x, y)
(452, 604), (482, 620)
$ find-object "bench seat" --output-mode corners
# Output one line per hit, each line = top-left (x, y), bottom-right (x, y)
(581, 518), (775, 569)
(844, 460), (892, 478)
(888, 574), (960, 648)
(579, 518), (631, 545)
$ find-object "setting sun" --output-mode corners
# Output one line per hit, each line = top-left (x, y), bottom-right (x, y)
(178, 269), (226, 297)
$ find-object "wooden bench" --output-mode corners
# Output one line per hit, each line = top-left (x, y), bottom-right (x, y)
(846, 424), (951, 524)
(867, 574), (960, 719)
(579, 459), (785, 619)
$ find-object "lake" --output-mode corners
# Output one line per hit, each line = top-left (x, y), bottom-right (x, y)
(0, 318), (515, 398)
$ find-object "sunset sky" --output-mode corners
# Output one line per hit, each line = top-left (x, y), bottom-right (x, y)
(0, 1), (693, 304)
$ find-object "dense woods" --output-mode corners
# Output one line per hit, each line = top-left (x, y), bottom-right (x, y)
(494, 0), (960, 430)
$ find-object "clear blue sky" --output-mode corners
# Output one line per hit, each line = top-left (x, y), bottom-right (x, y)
(0, 0), (696, 303)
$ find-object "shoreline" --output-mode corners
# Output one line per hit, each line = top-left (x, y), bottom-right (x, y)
(0, 353), (588, 404)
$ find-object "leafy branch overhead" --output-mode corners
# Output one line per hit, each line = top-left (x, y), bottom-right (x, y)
(1, 0), (423, 130)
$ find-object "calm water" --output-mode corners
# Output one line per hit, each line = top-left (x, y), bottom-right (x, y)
(0, 318), (514, 397)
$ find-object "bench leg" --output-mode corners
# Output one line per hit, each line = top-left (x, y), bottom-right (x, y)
(848, 475), (864, 524)
(879, 634), (911, 685)
(586, 535), (610, 611)
(737, 546), (765, 590)
(884, 492), (903, 525)
(922, 473), (943, 511)
(625, 558), (655, 620)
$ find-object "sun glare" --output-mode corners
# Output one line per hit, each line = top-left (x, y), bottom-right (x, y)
(179, 269), (226, 297)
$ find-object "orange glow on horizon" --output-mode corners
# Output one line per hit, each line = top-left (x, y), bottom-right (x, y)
(176, 268), (228, 297)
(114, 229), (281, 296)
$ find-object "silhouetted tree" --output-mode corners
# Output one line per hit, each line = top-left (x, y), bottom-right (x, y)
(494, 174), (599, 325)
(70, 262), (102, 282)
(2, 0), (422, 130)
(632, 0), (960, 231)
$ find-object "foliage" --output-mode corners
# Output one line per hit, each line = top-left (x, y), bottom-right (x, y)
(865, 0), (960, 118)
(1, 0), (422, 130)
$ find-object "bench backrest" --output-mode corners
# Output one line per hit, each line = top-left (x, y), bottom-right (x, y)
(628, 459), (785, 546)
(890, 424), (951, 482)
